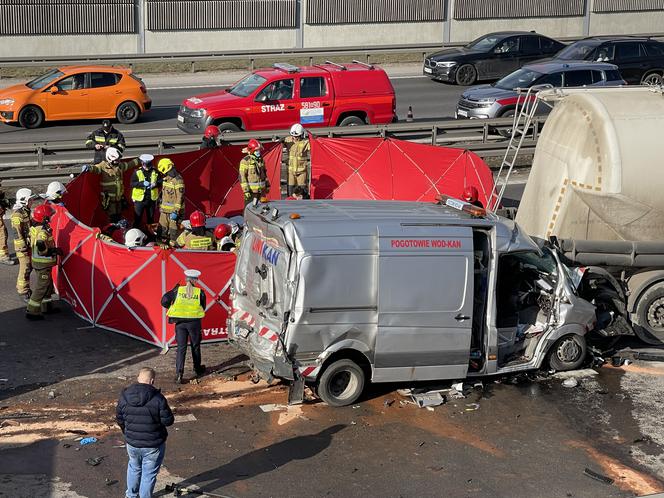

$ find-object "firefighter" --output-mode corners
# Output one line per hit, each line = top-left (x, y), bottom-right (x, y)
(213, 223), (234, 251)
(11, 188), (33, 297)
(81, 147), (140, 223)
(156, 158), (185, 245)
(98, 219), (129, 245)
(161, 269), (206, 384)
(239, 139), (268, 205)
(125, 228), (148, 248)
(285, 123), (310, 198)
(0, 180), (15, 265)
(40, 181), (66, 206)
(463, 186), (484, 208)
(85, 119), (126, 164)
(201, 125), (220, 149)
(130, 154), (160, 228)
(26, 204), (62, 320)
(176, 211), (215, 250)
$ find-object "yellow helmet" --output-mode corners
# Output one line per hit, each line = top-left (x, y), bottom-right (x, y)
(157, 158), (174, 175)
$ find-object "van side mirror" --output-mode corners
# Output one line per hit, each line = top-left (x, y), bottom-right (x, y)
(49, 86), (58, 95)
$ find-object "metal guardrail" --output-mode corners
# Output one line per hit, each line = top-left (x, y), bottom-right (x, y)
(0, 117), (541, 186)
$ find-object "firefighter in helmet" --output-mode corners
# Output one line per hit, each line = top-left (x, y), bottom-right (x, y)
(156, 158), (185, 245)
(463, 186), (484, 208)
(40, 181), (66, 206)
(176, 211), (215, 250)
(85, 119), (126, 164)
(285, 123), (310, 198)
(239, 139), (269, 205)
(201, 126), (221, 149)
(0, 180), (15, 266)
(11, 188), (34, 298)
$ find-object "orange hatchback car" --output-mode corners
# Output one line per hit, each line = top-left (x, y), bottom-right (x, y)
(0, 65), (152, 128)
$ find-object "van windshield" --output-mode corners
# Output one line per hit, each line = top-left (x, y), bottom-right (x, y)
(26, 69), (65, 89)
(228, 73), (267, 97)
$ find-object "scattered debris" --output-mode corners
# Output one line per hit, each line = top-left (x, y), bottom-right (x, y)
(79, 437), (98, 446)
(412, 392), (446, 408)
(451, 382), (464, 392)
(62, 443), (71, 449)
(352, 405), (361, 409)
(383, 399), (395, 407)
(112, 444), (126, 449)
(350, 421), (357, 425)
(105, 479), (118, 486)
(116, 376), (127, 381)
(397, 388), (412, 397)
(0, 412), (48, 420)
(425, 406), (435, 412)
(67, 430), (88, 435)
(465, 403), (480, 411)
(259, 404), (288, 413)
(633, 436), (653, 445)
(583, 468), (614, 485)
(48, 390), (56, 399)
(399, 400), (416, 406)
(85, 456), (104, 467)
(562, 378), (579, 388)
(552, 369), (597, 380)
(427, 466), (444, 472)
(174, 414), (197, 423)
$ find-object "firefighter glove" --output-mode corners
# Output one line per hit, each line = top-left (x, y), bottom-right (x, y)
(243, 191), (251, 200)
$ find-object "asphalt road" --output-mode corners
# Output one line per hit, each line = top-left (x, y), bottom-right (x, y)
(0, 75), (463, 145)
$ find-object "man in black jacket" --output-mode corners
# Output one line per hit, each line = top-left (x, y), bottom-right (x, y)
(116, 367), (174, 498)
(86, 119), (126, 164)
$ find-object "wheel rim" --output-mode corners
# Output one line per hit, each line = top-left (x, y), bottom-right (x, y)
(120, 104), (136, 121)
(24, 109), (38, 126)
(328, 370), (357, 400)
(642, 74), (662, 86)
(556, 337), (582, 363)
(646, 297), (664, 331)
(457, 66), (474, 85)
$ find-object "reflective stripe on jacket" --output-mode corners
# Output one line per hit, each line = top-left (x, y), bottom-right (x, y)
(131, 169), (160, 202)
(88, 158), (139, 199)
(238, 155), (266, 193)
(85, 129), (126, 152)
(11, 207), (30, 252)
(166, 286), (205, 319)
(30, 225), (56, 268)
(160, 172), (185, 214)
(286, 137), (310, 174)
(176, 231), (214, 250)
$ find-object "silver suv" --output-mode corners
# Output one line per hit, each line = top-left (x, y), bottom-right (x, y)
(455, 61), (624, 119)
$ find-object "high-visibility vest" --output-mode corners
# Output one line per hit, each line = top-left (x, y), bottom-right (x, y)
(132, 169), (159, 202)
(167, 286), (205, 319)
(30, 225), (56, 268)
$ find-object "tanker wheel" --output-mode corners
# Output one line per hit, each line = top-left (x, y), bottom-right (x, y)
(633, 284), (664, 345)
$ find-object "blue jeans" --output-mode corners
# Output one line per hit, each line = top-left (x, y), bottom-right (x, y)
(125, 442), (165, 498)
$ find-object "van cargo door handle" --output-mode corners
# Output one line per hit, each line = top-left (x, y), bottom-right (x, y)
(455, 314), (470, 321)
(287, 105), (296, 109)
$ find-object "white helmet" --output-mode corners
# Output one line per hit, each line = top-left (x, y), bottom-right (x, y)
(290, 123), (304, 137)
(15, 188), (33, 207)
(106, 147), (121, 163)
(219, 236), (236, 251)
(43, 181), (66, 201)
(230, 222), (240, 236)
(125, 228), (147, 248)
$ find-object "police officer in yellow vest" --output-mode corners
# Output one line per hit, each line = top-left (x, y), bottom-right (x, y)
(239, 139), (269, 206)
(26, 204), (62, 320)
(11, 188), (34, 298)
(161, 269), (206, 384)
(129, 154), (160, 229)
(175, 211), (215, 250)
(285, 123), (310, 198)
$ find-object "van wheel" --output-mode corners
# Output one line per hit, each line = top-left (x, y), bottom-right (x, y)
(633, 283), (664, 345)
(316, 359), (365, 407)
(549, 334), (586, 371)
(338, 115), (365, 127)
(18, 105), (44, 129)
(217, 122), (241, 133)
(116, 101), (140, 124)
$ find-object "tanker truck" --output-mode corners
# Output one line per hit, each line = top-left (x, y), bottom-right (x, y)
(514, 86), (664, 345)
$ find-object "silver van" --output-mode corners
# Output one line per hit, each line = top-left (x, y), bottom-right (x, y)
(228, 199), (596, 406)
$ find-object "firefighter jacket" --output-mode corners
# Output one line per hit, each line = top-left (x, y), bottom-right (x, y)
(30, 225), (58, 270)
(166, 286), (205, 319)
(285, 137), (310, 174)
(11, 207), (31, 254)
(160, 171), (185, 215)
(88, 158), (140, 203)
(86, 128), (126, 164)
(239, 154), (267, 194)
(130, 168), (160, 203)
(176, 230), (215, 250)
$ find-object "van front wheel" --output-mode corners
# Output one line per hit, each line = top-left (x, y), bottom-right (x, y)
(549, 334), (586, 371)
(317, 359), (365, 407)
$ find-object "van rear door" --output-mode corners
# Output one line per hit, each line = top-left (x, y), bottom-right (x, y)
(373, 225), (474, 382)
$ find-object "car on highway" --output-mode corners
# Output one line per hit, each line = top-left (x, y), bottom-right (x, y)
(455, 61), (624, 119)
(423, 31), (565, 85)
(0, 66), (151, 129)
(549, 36), (664, 85)
(177, 62), (396, 134)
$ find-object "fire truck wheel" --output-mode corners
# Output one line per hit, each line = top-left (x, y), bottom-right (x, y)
(548, 334), (587, 371)
(316, 359), (365, 407)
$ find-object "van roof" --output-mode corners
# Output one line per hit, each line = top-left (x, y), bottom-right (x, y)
(254, 62), (381, 78)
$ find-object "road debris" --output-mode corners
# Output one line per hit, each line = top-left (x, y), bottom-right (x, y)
(48, 390), (56, 399)
(174, 413), (197, 423)
(465, 403), (480, 411)
(562, 378), (579, 388)
(66, 430), (88, 435)
(259, 404), (288, 413)
(553, 369), (598, 380)
(85, 456), (104, 467)
(412, 392), (446, 408)
(383, 399), (395, 407)
(79, 437), (98, 446)
(105, 478), (118, 486)
(583, 467), (614, 485)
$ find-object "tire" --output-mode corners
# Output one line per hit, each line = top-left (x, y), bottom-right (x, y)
(116, 101), (140, 124)
(633, 283), (664, 345)
(18, 105), (44, 129)
(338, 115), (365, 127)
(455, 64), (477, 86)
(316, 358), (365, 407)
(548, 334), (587, 371)
(217, 122), (241, 133)
(641, 72), (663, 86)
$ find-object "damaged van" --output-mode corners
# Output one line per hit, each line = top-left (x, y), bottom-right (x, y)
(228, 198), (597, 406)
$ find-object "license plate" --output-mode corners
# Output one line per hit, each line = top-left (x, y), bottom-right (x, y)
(424, 67), (433, 74)
(177, 115), (184, 123)
(457, 109), (468, 118)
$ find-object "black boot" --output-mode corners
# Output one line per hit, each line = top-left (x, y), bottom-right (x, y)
(195, 365), (206, 378)
(25, 313), (44, 321)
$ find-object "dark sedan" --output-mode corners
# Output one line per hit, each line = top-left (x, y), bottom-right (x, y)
(552, 36), (664, 85)
(424, 31), (565, 85)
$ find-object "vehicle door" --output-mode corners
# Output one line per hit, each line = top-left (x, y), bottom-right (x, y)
(611, 42), (646, 84)
(373, 225), (474, 382)
(250, 77), (300, 130)
(532, 71), (563, 114)
(44, 72), (89, 119)
(485, 36), (521, 79)
(562, 69), (593, 88)
(87, 72), (121, 117)
(297, 75), (333, 127)
(518, 35), (544, 66)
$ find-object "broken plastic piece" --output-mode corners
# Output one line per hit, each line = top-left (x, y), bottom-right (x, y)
(583, 468), (614, 485)
(451, 382), (464, 391)
(259, 404), (288, 412)
(465, 403), (480, 411)
(412, 392), (446, 408)
(86, 456), (104, 466)
(79, 437), (98, 445)
(562, 377), (578, 388)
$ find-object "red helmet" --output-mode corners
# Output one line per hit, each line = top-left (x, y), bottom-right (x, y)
(214, 223), (231, 240)
(246, 139), (262, 153)
(189, 210), (206, 228)
(463, 186), (479, 203)
(32, 203), (55, 223)
(204, 125), (220, 139)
